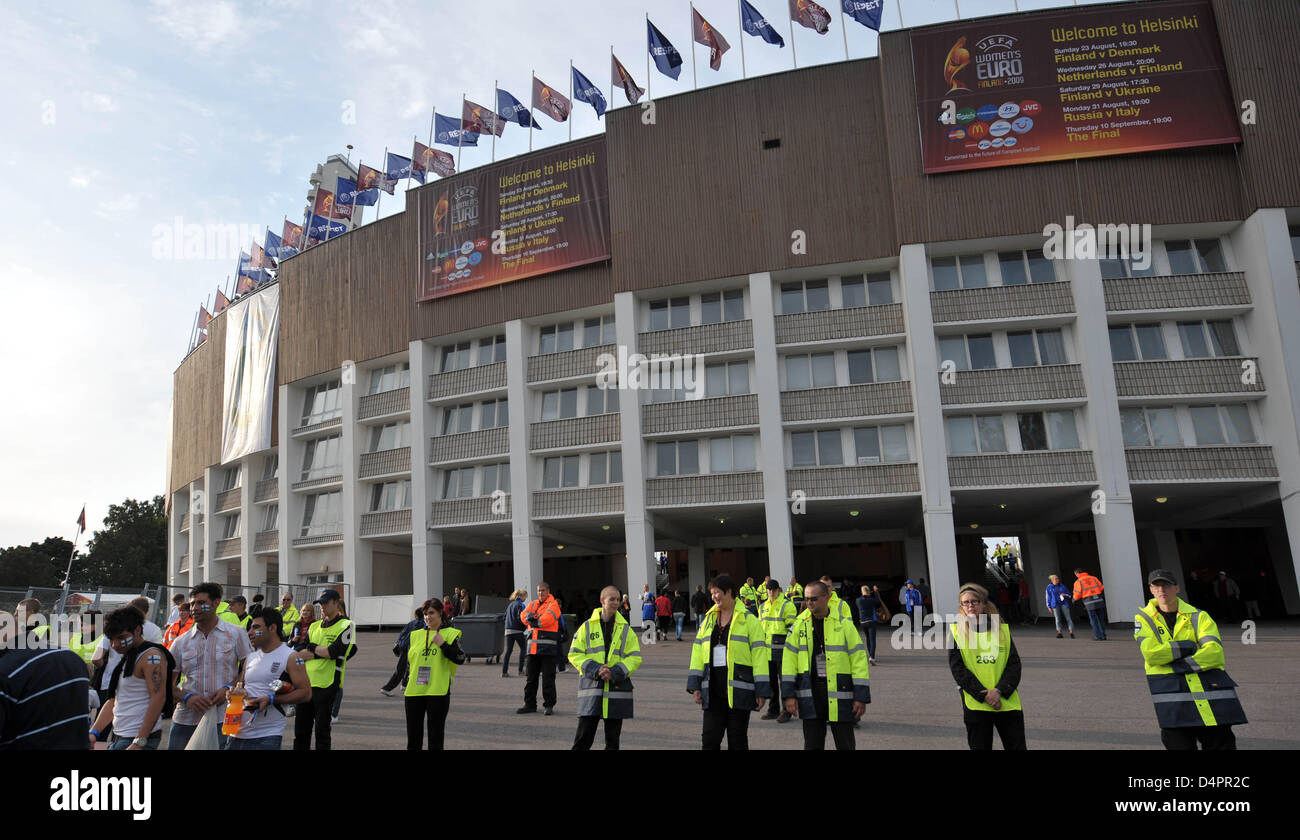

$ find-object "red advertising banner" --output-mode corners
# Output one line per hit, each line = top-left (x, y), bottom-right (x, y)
(417, 135), (610, 301)
(911, 0), (1240, 174)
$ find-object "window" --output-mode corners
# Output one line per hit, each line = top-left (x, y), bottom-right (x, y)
(997, 250), (1056, 286)
(538, 322), (574, 355)
(368, 362), (410, 394)
(1109, 323), (1168, 362)
(218, 467), (241, 492)
(791, 429), (843, 467)
(1017, 411), (1081, 451)
(440, 342), (472, 372)
(931, 255), (987, 291)
(442, 403), (474, 435)
(1165, 239), (1227, 275)
(1099, 255), (1156, 279)
(477, 335), (506, 365)
(701, 290), (744, 324)
(854, 424), (910, 463)
(1120, 407), (1181, 447)
(784, 353), (836, 390)
(779, 279), (830, 315)
(585, 385), (620, 415)
(220, 513), (241, 539)
(480, 463), (511, 495)
(300, 435), (341, 480)
(1190, 405), (1255, 445)
(479, 398), (509, 429)
(1178, 320), (1239, 358)
(945, 415), (1007, 455)
(301, 381), (342, 425)
(540, 388), (578, 420)
(847, 347), (902, 384)
(649, 365), (700, 403)
(648, 298), (691, 331)
(262, 455), (279, 480)
(589, 451), (623, 485)
(370, 480), (412, 512)
(542, 455), (581, 488)
(840, 273), (893, 307)
(655, 440), (699, 476)
(1007, 329), (1066, 367)
(709, 435), (756, 472)
(1291, 225), (1300, 260)
(442, 468), (475, 499)
(705, 361), (750, 397)
(583, 317), (616, 347)
(368, 421), (411, 452)
(261, 504), (278, 532)
(938, 334), (995, 371)
(300, 492), (341, 537)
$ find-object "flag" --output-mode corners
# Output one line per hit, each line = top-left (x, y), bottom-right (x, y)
(532, 75), (571, 123)
(250, 241), (266, 270)
(434, 112), (479, 146)
(313, 187), (352, 221)
(842, 0), (883, 30)
(741, 0), (785, 46)
(790, 0), (832, 34)
(308, 213), (346, 240)
(75, 505), (86, 536)
(413, 140), (454, 179)
(282, 219), (304, 256)
(337, 176), (377, 207)
(611, 54), (645, 104)
(356, 163), (392, 196)
(235, 273), (255, 294)
(463, 98), (505, 136)
(497, 88), (541, 128)
(264, 228), (283, 263)
(692, 8), (732, 71)
(198, 305), (212, 330)
(215, 288), (230, 314)
(571, 65), (606, 118)
(647, 19), (683, 80)
(387, 152), (419, 184)
(237, 249), (253, 280)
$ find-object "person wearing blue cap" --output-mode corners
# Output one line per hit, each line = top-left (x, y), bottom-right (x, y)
(902, 580), (925, 636)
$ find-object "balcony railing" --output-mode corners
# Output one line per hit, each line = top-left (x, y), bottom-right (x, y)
(358, 387), (410, 421)
(179, 513), (190, 531)
(782, 381), (912, 422)
(530, 413), (620, 450)
(638, 320), (753, 356)
(527, 344), (615, 384)
(786, 463), (920, 497)
(429, 495), (511, 527)
(213, 488), (242, 514)
(939, 364), (1085, 405)
(775, 304), (904, 344)
(291, 474), (343, 492)
(292, 532), (343, 548)
(646, 472), (764, 506)
(1113, 358), (1263, 397)
(254, 531), (278, 554)
(947, 451), (1097, 487)
(931, 281), (1074, 323)
(360, 447), (412, 479)
(1125, 445), (1278, 482)
(291, 416), (343, 439)
(642, 394), (758, 435)
(429, 426), (508, 463)
(1103, 272), (1250, 312)
(360, 509), (413, 537)
(532, 486), (624, 518)
(253, 478), (278, 503)
(214, 537), (242, 560)
(428, 362), (506, 400)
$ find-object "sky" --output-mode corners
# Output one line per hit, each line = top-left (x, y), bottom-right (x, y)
(0, 0), (1111, 549)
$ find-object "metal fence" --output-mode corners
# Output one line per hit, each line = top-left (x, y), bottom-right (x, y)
(0, 584), (154, 617)
(145, 582), (353, 628)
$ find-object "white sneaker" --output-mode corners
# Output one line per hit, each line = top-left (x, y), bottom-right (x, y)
(380, 687), (395, 697)
(330, 716), (339, 725)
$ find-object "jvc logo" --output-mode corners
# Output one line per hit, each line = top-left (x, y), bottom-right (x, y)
(50, 772), (151, 821)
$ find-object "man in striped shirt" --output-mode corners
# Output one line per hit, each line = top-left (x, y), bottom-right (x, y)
(0, 617), (91, 749)
(166, 582), (251, 750)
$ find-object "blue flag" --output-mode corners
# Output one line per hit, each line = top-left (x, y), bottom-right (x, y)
(497, 88), (541, 128)
(387, 152), (423, 185)
(741, 0), (785, 46)
(264, 229), (283, 262)
(571, 65), (606, 118)
(647, 19), (683, 80)
(843, 0), (883, 31)
(308, 213), (347, 239)
(337, 176), (378, 207)
(434, 112), (479, 147)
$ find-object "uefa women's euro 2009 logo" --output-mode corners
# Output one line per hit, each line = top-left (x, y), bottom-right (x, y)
(943, 33), (1025, 94)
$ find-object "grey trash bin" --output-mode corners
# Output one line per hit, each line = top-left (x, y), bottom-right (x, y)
(450, 613), (506, 664)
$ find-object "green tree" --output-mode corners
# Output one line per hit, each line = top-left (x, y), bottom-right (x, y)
(0, 537), (74, 588)
(81, 496), (167, 587)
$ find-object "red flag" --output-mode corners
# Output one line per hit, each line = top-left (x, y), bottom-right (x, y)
(236, 273), (255, 294)
(789, 0), (831, 34)
(357, 162), (393, 196)
(612, 53), (644, 104)
(414, 140), (455, 178)
(692, 8), (731, 71)
(198, 305), (212, 330)
(283, 219), (304, 251)
(532, 76), (571, 123)
(76, 505), (86, 534)
(463, 98), (505, 137)
(313, 188), (337, 219)
(214, 289), (230, 314)
(250, 241), (266, 270)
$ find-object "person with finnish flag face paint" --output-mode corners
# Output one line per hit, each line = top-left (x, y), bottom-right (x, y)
(226, 609), (310, 750)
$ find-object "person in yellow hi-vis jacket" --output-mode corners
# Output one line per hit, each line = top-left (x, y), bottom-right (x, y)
(1135, 569), (1246, 750)
(948, 583), (1025, 750)
(687, 574), (769, 750)
(758, 579), (798, 724)
(567, 586), (641, 750)
(782, 580), (869, 750)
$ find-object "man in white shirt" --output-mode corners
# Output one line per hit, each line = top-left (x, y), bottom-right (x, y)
(166, 582), (251, 750)
(166, 594), (185, 626)
(227, 609), (310, 750)
(89, 606), (167, 750)
(130, 597), (164, 644)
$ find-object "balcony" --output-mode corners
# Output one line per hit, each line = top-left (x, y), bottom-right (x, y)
(940, 365), (1086, 406)
(360, 509), (413, 537)
(291, 474), (343, 492)
(527, 344), (614, 384)
(642, 394), (758, 435)
(254, 531), (278, 554)
(429, 426), (508, 464)
(360, 447), (412, 480)
(947, 451), (1097, 488)
(782, 381), (913, 422)
(1103, 272), (1250, 312)
(214, 537), (242, 560)
(253, 478), (278, 503)
(292, 532), (343, 548)
(1125, 446), (1279, 482)
(931, 282), (1074, 323)
(646, 472), (764, 507)
(775, 304), (904, 344)
(428, 362), (506, 400)
(358, 387), (410, 421)
(179, 513), (190, 532)
(530, 413), (620, 451)
(429, 495), (511, 527)
(638, 320), (753, 356)
(291, 416), (343, 440)
(786, 463), (921, 497)
(213, 488), (242, 514)
(1114, 358), (1263, 398)
(532, 486), (624, 519)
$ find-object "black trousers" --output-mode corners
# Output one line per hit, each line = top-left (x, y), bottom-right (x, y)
(523, 653), (557, 709)
(381, 653), (408, 692)
(293, 685), (338, 750)
(1161, 725), (1236, 750)
(701, 706), (750, 750)
(963, 708), (1027, 750)
(802, 718), (856, 750)
(405, 694), (451, 750)
(572, 715), (622, 750)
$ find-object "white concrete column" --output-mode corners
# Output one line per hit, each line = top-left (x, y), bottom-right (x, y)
(898, 244), (959, 612)
(187, 484), (200, 589)
(413, 531), (443, 602)
(408, 339), (440, 604)
(613, 292), (657, 604)
(1025, 532), (1059, 620)
(202, 467), (218, 585)
(506, 319), (544, 594)
(340, 363), (371, 597)
(688, 544), (706, 595)
(239, 459), (259, 588)
(277, 384), (299, 586)
(748, 272), (795, 585)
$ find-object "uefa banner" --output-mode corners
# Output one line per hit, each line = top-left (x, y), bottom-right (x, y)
(220, 284), (279, 464)
(912, 0), (1240, 174)
(417, 135), (610, 300)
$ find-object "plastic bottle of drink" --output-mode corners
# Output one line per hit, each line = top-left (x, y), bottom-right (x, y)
(221, 684), (246, 736)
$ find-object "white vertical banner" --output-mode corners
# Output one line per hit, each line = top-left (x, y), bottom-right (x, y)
(221, 284), (280, 463)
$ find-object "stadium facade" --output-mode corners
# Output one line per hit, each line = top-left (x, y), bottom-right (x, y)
(168, 0), (1300, 624)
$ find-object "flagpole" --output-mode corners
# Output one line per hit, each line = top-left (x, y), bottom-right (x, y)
(458, 94), (465, 171)
(58, 507), (85, 612)
(529, 71), (535, 152)
(491, 81), (498, 161)
(429, 107), (437, 151)
(736, 0), (747, 78)
(954, 0), (961, 19)
(895, 0), (903, 29)
(569, 60), (574, 141)
(841, 5), (850, 60)
(377, 146), (388, 221)
(789, 10), (798, 68)
(645, 14), (652, 103)
(609, 46), (615, 112)
(186, 309), (198, 353)
(689, 3), (698, 89)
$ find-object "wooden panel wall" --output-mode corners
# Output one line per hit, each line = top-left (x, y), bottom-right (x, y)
(170, 313), (224, 491)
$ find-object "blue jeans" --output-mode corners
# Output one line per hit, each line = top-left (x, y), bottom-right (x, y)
(1051, 605), (1075, 633)
(167, 721), (231, 750)
(109, 731), (161, 750)
(1086, 605), (1108, 639)
(502, 633), (527, 674)
(859, 622), (877, 659)
(226, 735), (283, 750)
(674, 613), (685, 639)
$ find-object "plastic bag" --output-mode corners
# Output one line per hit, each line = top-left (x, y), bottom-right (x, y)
(184, 706), (225, 751)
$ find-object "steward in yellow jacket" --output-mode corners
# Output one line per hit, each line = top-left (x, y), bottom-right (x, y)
(782, 580), (869, 750)
(567, 587), (641, 750)
(687, 575), (770, 749)
(758, 581), (798, 723)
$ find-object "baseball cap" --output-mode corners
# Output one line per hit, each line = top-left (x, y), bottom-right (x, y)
(1147, 569), (1178, 585)
(315, 588), (342, 604)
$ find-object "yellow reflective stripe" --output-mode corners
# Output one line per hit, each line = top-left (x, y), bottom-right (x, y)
(1136, 611), (1160, 638)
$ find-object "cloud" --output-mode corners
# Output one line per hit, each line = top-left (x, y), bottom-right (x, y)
(68, 175), (90, 188)
(80, 91), (118, 112)
(94, 193), (144, 219)
(149, 0), (242, 52)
